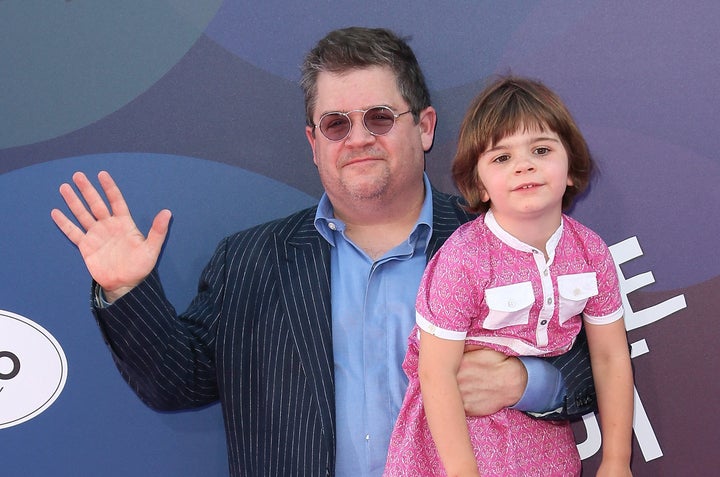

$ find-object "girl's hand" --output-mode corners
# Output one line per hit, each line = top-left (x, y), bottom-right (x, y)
(596, 459), (632, 477)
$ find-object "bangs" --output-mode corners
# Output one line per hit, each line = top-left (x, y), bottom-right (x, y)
(453, 75), (593, 213)
(482, 87), (560, 150)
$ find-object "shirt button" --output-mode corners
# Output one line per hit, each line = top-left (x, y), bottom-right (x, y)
(547, 297), (553, 305)
(328, 222), (337, 231)
(574, 288), (582, 296)
(540, 320), (548, 325)
(543, 269), (549, 276)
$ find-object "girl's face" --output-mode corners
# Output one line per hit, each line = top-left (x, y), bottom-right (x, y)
(476, 126), (573, 225)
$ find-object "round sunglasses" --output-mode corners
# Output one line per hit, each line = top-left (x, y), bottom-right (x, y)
(313, 106), (413, 141)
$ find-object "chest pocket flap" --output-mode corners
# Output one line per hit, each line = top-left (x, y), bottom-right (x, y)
(484, 281), (534, 330)
(557, 272), (598, 323)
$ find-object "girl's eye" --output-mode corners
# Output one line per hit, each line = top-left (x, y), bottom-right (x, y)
(492, 154), (510, 164)
(534, 146), (550, 155)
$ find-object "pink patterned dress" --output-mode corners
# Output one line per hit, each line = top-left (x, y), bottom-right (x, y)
(384, 211), (623, 476)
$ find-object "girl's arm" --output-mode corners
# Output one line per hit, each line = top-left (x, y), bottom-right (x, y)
(585, 318), (634, 477)
(418, 329), (481, 477)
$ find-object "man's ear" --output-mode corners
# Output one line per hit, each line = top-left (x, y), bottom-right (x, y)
(305, 126), (318, 166)
(417, 106), (437, 152)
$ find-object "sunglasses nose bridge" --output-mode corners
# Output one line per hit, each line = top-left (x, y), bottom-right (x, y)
(356, 110), (383, 138)
(338, 110), (376, 141)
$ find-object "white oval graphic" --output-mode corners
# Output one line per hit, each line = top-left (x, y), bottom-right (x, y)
(0, 309), (68, 429)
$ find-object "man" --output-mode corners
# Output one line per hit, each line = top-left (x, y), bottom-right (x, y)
(52, 27), (594, 476)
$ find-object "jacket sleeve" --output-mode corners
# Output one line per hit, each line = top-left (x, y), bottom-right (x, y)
(91, 238), (228, 411)
(528, 326), (598, 421)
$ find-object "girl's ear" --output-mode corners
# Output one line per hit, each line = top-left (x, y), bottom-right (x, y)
(480, 187), (490, 203)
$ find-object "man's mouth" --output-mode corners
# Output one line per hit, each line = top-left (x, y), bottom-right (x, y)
(343, 155), (383, 168)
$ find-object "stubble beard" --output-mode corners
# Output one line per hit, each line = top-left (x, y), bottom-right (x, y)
(340, 169), (391, 202)
(336, 148), (393, 202)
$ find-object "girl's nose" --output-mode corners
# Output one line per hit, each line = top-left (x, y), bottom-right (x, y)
(515, 156), (535, 173)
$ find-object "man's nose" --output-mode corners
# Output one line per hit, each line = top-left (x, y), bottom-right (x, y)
(344, 115), (375, 145)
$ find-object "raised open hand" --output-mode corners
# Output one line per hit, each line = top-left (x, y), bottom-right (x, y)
(51, 171), (172, 303)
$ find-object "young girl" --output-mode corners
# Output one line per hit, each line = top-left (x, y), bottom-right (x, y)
(384, 76), (634, 477)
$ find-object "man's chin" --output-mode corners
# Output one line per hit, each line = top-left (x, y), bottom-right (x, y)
(344, 180), (389, 202)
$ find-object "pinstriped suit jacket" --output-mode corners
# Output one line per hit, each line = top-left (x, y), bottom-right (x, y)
(93, 188), (595, 477)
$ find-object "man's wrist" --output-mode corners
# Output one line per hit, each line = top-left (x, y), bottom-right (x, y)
(502, 355), (527, 407)
(93, 283), (133, 308)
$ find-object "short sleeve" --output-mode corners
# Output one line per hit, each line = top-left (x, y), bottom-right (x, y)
(415, 224), (485, 338)
(581, 232), (623, 324)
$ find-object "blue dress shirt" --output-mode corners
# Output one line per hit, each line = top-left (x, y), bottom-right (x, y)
(314, 179), (432, 476)
(312, 176), (564, 476)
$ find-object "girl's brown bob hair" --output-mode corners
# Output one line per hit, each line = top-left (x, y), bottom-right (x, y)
(452, 76), (595, 214)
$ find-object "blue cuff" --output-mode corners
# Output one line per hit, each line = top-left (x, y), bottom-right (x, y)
(93, 283), (112, 309)
(510, 357), (566, 413)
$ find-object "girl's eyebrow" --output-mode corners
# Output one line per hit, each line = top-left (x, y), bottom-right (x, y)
(532, 136), (562, 144)
(482, 135), (561, 155)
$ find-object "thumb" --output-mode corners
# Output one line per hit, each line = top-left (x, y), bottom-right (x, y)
(146, 209), (172, 254)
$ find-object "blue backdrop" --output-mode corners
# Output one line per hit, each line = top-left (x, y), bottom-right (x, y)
(1, 1), (717, 475)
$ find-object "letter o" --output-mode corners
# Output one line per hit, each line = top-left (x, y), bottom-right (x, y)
(0, 350), (20, 380)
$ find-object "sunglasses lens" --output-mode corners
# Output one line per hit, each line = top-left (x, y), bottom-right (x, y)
(319, 113), (351, 141)
(318, 107), (402, 141)
(364, 107), (396, 135)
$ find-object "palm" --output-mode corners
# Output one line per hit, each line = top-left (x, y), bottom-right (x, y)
(51, 171), (171, 298)
(79, 215), (157, 289)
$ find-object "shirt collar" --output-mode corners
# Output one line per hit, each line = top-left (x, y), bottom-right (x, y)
(484, 209), (564, 260)
(314, 173), (434, 251)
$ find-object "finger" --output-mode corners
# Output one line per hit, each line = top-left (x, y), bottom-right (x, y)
(72, 171), (112, 220)
(97, 170), (131, 217)
(58, 181), (99, 231)
(50, 208), (86, 246)
(145, 209), (172, 256)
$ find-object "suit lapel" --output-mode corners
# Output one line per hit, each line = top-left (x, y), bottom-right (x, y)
(274, 210), (336, 451)
(428, 188), (473, 259)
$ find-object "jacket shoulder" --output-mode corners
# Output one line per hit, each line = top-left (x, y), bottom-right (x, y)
(224, 206), (318, 246)
(431, 187), (476, 224)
